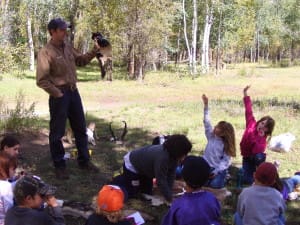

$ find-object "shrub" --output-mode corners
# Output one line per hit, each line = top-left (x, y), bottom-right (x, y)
(0, 92), (40, 133)
(0, 43), (29, 76)
(279, 58), (290, 68)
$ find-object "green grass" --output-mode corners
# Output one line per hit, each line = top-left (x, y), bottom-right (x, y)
(1, 63), (300, 224)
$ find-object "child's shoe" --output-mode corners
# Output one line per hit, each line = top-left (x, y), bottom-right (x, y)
(288, 192), (298, 201)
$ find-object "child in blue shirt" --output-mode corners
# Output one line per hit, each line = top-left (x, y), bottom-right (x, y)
(161, 156), (221, 225)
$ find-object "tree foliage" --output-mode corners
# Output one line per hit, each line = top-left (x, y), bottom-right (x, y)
(0, 0), (299, 77)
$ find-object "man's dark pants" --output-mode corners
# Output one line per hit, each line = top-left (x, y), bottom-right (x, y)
(49, 88), (89, 168)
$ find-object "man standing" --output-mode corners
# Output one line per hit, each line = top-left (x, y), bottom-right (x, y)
(36, 18), (100, 179)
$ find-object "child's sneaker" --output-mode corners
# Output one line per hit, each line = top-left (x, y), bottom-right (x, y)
(273, 160), (280, 170)
(288, 192), (298, 201)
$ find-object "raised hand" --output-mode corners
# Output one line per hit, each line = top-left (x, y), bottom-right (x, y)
(202, 94), (208, 106)
(243, 85), (251, 97)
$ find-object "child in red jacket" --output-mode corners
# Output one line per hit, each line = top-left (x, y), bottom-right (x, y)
(240, 85), (275, 184)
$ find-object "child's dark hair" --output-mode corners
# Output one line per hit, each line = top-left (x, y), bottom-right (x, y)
(0, 151), (17, 179)
(272, 173), (283, 192)
(0, 135), (20, 150)
(217, 121), (236, 157)
(256, 116), (275, 137)
(163, 134), (192, 159)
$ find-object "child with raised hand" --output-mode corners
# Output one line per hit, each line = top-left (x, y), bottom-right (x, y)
(0, 152), (17, 225)
(161, 156), (221, 225)
(86, 185), (133, 225)
(234, 162), (286, 225)
(240, 85), (275, 184)
(202, 94), (236, 188)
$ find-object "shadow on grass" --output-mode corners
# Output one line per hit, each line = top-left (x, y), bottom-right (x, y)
(18, 115), (165, 224)
(16, 114), (300, 225)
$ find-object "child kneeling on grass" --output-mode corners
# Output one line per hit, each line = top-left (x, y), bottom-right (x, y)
(4, 175), (64, 225)
(234, 162), (286, 225)
(86, 185), (133, 225)
(161, 156), (221, 225)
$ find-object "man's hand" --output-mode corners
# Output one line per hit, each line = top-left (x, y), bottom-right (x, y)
(92, 39), (101, 53)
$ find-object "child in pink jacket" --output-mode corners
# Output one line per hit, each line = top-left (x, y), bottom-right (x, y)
(240, 85), (275, 184)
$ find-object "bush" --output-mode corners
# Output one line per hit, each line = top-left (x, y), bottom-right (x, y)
(292, 59), (300, 66)
(279, 58), (290, 68)
(0, 92), (40, 133)
(0, 43), (29, 76)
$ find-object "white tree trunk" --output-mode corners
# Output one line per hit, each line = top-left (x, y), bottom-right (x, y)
(26, 14), (35, 71)
(182, 0), (192, 69)
(216, 7), (222, 76)
(201, 2), (213, 74)
(1, 0), (10, 44)
(191, 0), (198, 75)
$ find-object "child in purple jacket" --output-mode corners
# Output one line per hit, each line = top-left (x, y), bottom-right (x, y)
(240, 85), (275, 184)
(161, 156), (221, 225)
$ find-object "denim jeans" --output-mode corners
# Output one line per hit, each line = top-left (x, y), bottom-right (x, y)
(111, 164), (153, 198)
(49, 89), (89, 168)
(205, 169), (228, 188)
(233, 212), (285, 225)
(283, 175), (300, 193)
(242, 153), (266, 184)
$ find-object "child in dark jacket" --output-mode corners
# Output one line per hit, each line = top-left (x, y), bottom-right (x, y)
(85, 185), (133, 225)
(112, 134), (192, 203)
(161, 156), (221, 225)
(240, 85), (275, 184)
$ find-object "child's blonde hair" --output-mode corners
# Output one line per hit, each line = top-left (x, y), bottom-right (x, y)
(216, 121), (236, 157)
(96, 206), (123, 223)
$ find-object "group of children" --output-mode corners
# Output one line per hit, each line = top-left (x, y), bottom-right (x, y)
(107, 85), (292, 225)
(0, 85), (298, 225)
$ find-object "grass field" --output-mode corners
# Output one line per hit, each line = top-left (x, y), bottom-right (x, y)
(0, 62), (300, 224)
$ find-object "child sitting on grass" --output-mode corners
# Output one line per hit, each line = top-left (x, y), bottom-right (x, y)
(202, 94), (236, 188)
(0, 135), (20, 158)
(86, 185), (133, 225)
(4, 175), (64, 225)
(0, 152), (17, 225)
(273, 171), (300, 201)
(234, 162), (286, 225)
(161, 156), (221, 225)
(240, 85), (275, 184)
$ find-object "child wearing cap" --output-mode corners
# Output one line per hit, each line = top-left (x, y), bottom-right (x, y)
(4, 175), (65, 225)
(234, 162), (286, 225)
(86, 185), (133, 225)
(161, 156), (221, 225)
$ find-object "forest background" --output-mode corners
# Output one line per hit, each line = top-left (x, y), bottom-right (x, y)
(1, 0), (300, 77)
